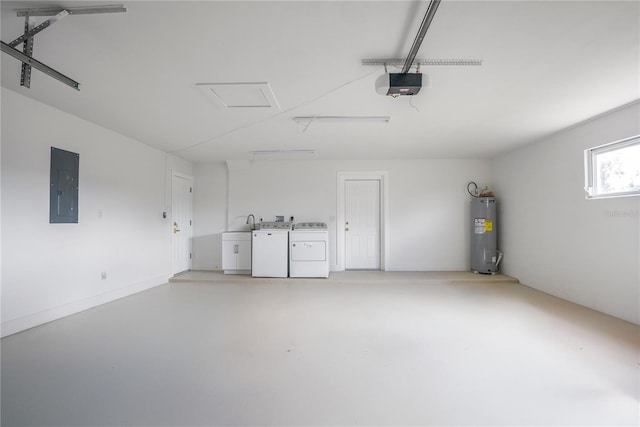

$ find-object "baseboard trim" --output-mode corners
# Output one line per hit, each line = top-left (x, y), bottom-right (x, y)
(1, 275), (169, 338)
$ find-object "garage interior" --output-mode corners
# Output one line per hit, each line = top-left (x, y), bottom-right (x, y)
(1, 1), (638, 425)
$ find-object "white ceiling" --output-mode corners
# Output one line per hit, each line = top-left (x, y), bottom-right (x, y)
(2, 1), (638, 163)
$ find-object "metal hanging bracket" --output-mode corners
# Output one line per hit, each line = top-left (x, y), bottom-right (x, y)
(8, 10), (70, 48)
(1, 41), (80, 89)
(363, 0), (482, 73)
(362, 58), (483, 68)
(1, 4), (127, 91)
(15, 5), (127, 17)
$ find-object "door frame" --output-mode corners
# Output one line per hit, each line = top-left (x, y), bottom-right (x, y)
(336, 171), (389, 272)
(171, 171), (193, 275)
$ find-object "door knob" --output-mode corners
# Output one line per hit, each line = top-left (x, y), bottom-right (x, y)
(173, 221), (181, 234)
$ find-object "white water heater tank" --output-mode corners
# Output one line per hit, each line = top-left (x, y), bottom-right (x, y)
(471, 197), (500, 274)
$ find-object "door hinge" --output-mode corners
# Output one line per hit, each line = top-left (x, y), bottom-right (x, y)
(190, 187), (192, 193)
(190, 219), (192, 226)
(189, 253), (192, 259)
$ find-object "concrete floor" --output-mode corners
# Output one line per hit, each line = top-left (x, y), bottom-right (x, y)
(2, 271), (638, 426)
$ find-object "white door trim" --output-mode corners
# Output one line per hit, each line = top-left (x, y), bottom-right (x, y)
(336, 171), (389, 271)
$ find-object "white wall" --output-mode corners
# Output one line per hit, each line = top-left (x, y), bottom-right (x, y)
(0, 88), (191, 336)
(192, 162), (228, 270)
(193, 158), (491, 271)
(492, 102), (640, 324)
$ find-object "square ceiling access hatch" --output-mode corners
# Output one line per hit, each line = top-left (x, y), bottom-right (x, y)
(196, 82), (280, 109)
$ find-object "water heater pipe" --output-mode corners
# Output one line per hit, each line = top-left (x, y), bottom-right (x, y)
(467, 181), (479, 198)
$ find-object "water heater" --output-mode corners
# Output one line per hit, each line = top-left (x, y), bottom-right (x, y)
(470, 196), (501, 274)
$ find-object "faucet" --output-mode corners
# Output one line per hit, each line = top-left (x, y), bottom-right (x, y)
(246, 214), (256, 231)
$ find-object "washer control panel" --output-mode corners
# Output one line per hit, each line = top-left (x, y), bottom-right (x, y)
(294, 222), (327, 230)
(259, 221), (293, 230)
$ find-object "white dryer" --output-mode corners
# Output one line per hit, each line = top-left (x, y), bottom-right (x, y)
(289, 222), (329, 278)
(252, 222), (292, 278)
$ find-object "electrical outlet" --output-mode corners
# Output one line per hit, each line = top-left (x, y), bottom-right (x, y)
(100, 272), (107, 280)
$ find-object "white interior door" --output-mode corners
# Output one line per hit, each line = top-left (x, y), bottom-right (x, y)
(345, 179), (380, 270)
(171, 173), (193, 275)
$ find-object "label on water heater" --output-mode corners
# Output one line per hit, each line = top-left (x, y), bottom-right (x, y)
(474, 218), (486, 234)
(485, 220), (493, 232)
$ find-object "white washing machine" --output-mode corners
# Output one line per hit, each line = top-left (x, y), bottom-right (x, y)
(252, 222), (292, 278)
(289, 222), (329, 278)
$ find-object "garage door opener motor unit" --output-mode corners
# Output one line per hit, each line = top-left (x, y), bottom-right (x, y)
(468, 182), (503, 274)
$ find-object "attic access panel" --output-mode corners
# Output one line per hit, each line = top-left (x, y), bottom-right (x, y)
(50, 147), (79, 223)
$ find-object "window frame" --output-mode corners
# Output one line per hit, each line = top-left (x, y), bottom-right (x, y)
(584, 135), (640, 199)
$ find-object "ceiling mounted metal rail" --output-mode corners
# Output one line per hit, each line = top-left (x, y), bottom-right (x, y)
(402, 0), (441, 74)
(362, 58), (482, 67)
(15, 5), (127, 17)
(361, 1), (482, 72)
(1, 4), (126, 90)
(8, 10), (69, 48)
(1, 41), (80, 90)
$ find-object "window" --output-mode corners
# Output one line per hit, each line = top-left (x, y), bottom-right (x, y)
(584, 135), (640, 199)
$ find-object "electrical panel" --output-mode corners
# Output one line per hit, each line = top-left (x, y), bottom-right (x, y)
(50, 147), (79, 223)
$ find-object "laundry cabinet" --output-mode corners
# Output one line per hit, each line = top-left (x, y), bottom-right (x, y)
(222, 232), (252, 274)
